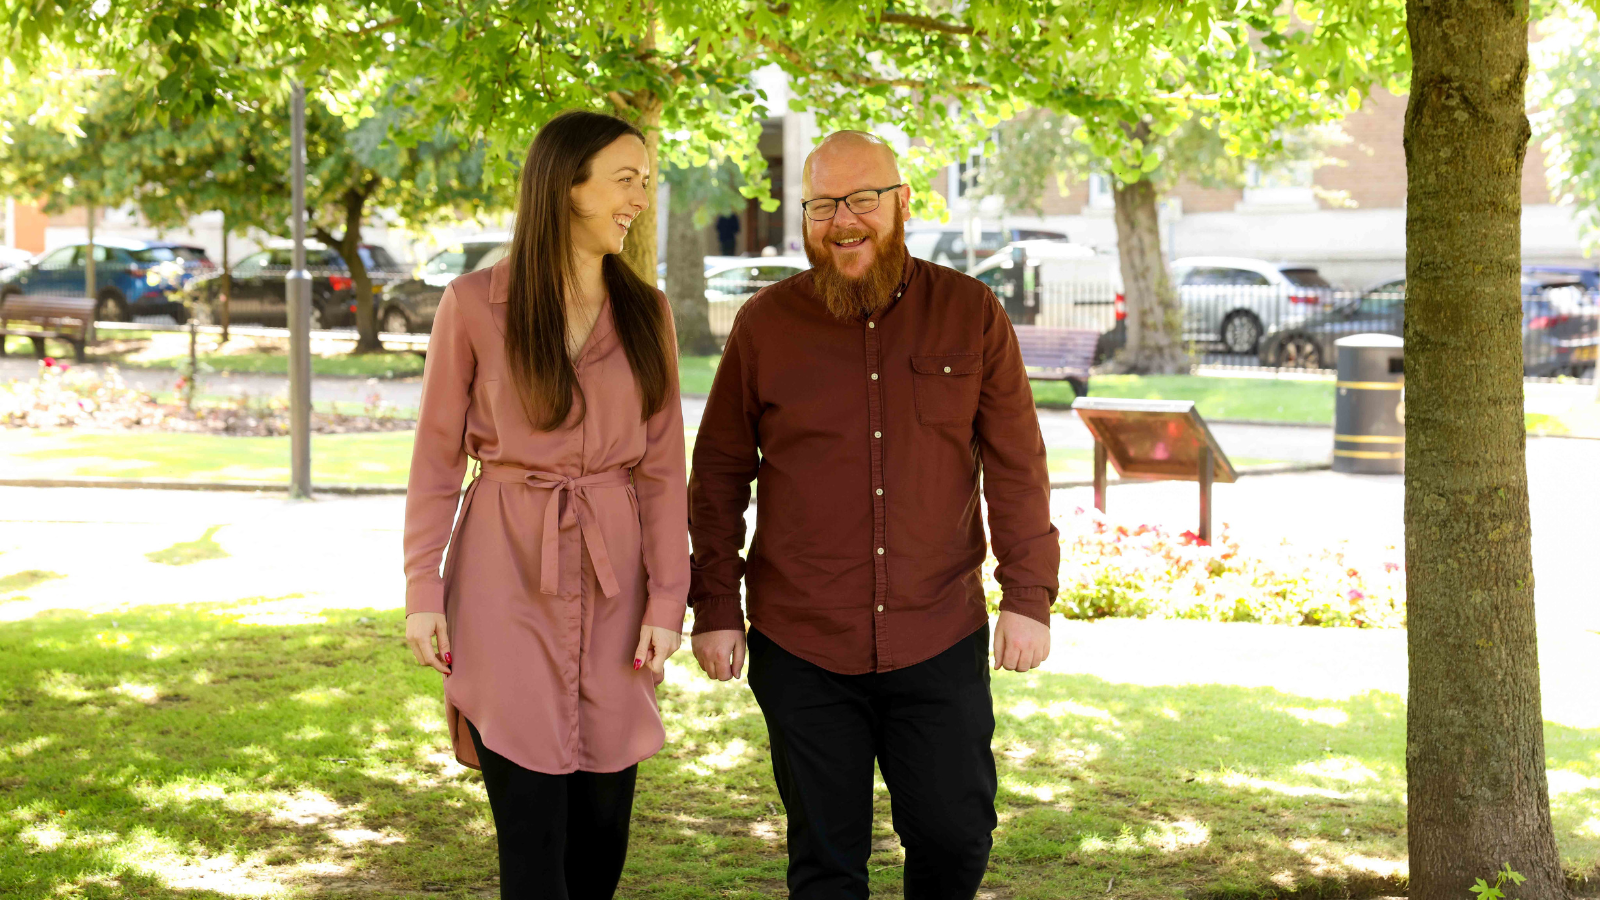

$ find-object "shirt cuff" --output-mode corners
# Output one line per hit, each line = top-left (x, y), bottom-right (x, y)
(689, 595), (746, 635)
(643, 594), (688, 633)
(998, 585), (1054, 626)
(406, 578), (446, 617)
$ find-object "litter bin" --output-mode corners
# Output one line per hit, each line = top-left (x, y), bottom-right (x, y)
(1333, 333), (1404, 474)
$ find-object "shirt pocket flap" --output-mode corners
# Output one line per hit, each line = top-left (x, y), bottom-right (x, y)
(911, 353), (982, 376)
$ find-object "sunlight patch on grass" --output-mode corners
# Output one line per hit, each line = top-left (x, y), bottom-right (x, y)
(1280, 705), (1351, 726)
(1006, 697), (1118, 722)
(145, 525), (229, 566)
(1549, 768), (1600, 798)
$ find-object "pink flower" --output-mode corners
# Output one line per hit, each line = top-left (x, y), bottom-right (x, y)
(1348, 589), (1366, 601)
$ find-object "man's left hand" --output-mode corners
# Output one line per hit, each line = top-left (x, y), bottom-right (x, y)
(993, 611), (1051, 673)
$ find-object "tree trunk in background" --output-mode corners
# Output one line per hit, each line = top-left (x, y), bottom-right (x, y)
(618, 95), (663, 286)
(666, 196), (716, 355)
(315, 188), (380, 354)
(1404, 2), (1565, 899)
(1112, 177), (1186, 373)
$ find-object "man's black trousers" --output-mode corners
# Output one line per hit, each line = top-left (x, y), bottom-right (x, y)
(746, 624), (999, 900)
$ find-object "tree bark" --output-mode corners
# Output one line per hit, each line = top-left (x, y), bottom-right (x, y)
(618, 95), (663, 287)
(318, 183), (381, 354)
(665, 193), (717, 355)
(1112, 177), (1187, 374)
(1403, 2), (1565, 899)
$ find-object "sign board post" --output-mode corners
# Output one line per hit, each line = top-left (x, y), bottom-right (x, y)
(1074, 397), (1237, 542)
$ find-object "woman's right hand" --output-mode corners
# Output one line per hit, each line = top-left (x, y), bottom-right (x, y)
(406, 612), (452, 675)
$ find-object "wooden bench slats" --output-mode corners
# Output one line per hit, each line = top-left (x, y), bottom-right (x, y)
(1014, 324), (1098, 397)
(0, 293), (97, 361)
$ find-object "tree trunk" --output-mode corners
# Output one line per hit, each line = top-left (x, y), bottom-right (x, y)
(618, 94), (663, 287)
(1112, 177), (1187, 374)
(665, 191), (716, 355)
(321, 186), (381, 354)
(1403, 2), (1565, 899)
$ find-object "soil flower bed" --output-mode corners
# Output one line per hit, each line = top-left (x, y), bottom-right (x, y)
(0, 358), (414, 436)
(988, 507), (1406, 628)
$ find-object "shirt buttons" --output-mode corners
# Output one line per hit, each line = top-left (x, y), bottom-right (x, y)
(871, 373), (879, 380)
(944, 366), (952, 373)
(877, 548), (884, 555)
(876, 488), (883, 496)
(868, 322), (876, 329)
(874, 431), (882, 439)
(877, 605), (884, 612)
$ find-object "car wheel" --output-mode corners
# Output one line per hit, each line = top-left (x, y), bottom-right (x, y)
(1221, 311), (1264, 355)
(381, 307), (410, 334)
(1275, 334), (1322, 369)
(96, 292), (129, 322)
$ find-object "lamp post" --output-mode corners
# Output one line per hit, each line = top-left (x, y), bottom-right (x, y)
(287, 82), (313, 499)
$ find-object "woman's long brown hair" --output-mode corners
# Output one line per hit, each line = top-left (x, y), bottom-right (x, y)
(505, 110), (672, 431)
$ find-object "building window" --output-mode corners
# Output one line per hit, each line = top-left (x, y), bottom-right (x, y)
(1241, 161), (1317, 209)
(1087, 173), (1114, 210)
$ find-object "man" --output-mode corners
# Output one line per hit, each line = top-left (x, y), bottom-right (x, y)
(688, 130), (1059, 900)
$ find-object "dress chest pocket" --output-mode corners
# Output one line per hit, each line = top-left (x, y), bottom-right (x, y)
(910, 353), (982, 426)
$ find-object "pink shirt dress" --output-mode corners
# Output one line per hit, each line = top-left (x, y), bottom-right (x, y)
(403, 258), (689, 774)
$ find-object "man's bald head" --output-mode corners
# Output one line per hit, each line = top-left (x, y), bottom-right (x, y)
(802, 130), (902, 197)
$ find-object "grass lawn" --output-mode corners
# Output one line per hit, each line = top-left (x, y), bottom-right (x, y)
(0, 430), (1286, 486)
(2, 603), (1597, 899)
(0, 430), (417, 485)
(1032, 374), (1336, 424)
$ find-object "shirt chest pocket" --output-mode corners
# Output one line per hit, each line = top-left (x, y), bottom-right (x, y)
(910, 353), (982, 426)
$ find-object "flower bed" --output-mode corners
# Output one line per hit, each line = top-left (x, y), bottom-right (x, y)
(987, 507), (1406, 628)
(0, 359), (414, 436)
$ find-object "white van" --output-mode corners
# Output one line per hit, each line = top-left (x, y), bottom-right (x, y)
(969, 240), (1125, 336)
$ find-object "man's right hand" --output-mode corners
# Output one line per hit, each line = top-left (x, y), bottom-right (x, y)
(692, 630), (747, 681)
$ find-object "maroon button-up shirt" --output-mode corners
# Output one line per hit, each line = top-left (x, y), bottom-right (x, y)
(687, 254), (1060, 675)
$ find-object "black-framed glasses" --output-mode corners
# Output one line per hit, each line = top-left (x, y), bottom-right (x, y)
(801, 183), (905, 222)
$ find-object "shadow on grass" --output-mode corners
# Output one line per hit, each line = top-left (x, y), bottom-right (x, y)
(2, 606), (1597, 900)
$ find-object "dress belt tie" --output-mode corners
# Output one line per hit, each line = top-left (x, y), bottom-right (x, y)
(479, 461), (633, 599)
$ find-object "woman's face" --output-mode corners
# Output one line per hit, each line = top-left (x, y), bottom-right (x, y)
(569, 134), (650, 260)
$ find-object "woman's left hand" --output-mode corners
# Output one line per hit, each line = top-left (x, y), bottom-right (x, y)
(633, 625), (682, 685)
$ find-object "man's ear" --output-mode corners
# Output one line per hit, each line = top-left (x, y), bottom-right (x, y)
(900, 185), (913, 221)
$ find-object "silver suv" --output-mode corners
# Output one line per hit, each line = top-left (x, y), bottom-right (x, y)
(1171, 256), (1334, 354)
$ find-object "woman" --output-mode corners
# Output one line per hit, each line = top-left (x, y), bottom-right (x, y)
(402, 110), (687, 900)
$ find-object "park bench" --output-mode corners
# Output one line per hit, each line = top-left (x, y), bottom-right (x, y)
(0, 293), (97, 362)
(1013, 325), (1097, 398)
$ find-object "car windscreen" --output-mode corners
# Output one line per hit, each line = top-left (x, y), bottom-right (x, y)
(1281, 268), (1332, 288)
(130, 247), (184, 263)
(359, 246), (399, 272)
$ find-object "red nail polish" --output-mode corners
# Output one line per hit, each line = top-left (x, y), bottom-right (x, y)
(443, 652), (452, 666)
(633, 658), (642, 670)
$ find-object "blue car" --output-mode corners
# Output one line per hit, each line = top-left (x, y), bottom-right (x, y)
(0, 238), (213, 323)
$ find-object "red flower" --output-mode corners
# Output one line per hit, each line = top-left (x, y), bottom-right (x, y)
(1178, 530), (1210, 547)
(42, 357), (55, 368)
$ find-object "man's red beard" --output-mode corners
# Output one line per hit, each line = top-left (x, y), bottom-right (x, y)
(804, 205), (907, 320)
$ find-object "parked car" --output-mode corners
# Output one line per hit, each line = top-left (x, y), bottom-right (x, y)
(378, 236), (508, 333)
(0, 238), (211, 323)
(906, 227), (1070, 273)
(187, 241), (404, 329)
(970, 240), (1126, 362)
(0, 246), (34, 271)
(1258, 274), (1599, 376)
(1170, 256), (1334, 355)
(1258, 277), (1405, 369)
(704, 257), (809, 337)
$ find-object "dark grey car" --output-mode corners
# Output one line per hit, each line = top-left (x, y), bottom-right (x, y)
(378, 239), (507, 333)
